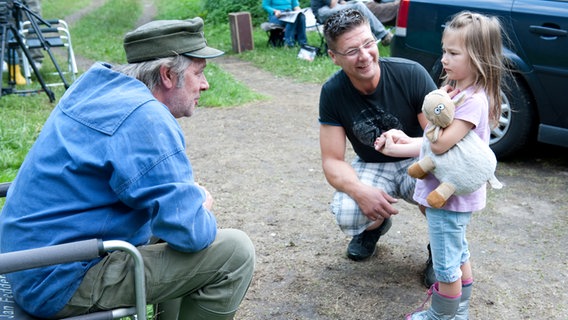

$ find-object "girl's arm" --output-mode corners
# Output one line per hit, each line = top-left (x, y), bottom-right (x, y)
(374, 129), (423, 158)
(428, 85), (473, 154)
(429, 119), (474, 154)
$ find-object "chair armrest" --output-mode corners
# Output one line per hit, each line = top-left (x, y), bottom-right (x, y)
(0, 239), (147, 320)
(0, 239), (104, 274)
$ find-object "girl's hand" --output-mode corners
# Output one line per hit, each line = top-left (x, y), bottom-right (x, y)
(376, 129), (412, 146)
(375, 129), (421, 158)
(441, 84), (460, 99)
(374, 134), (386, 151)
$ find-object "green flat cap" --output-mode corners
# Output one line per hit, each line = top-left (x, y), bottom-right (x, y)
(124, 17), (224, 63)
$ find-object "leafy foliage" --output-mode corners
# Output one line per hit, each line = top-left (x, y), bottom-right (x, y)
(201, 0), (266, 26)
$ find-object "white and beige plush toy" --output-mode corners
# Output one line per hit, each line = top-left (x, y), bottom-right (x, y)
(408, 89), (503, 208)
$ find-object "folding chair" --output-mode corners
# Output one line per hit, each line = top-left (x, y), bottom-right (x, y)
(20, 19), (78, 86)
(260, 22), (284, 47)
(306, 20), (326, 56)
(304, 8), (327, 56)
(0, 182), (148, 320)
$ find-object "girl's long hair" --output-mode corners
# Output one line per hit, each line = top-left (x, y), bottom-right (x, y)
(442, 11), (506, 128)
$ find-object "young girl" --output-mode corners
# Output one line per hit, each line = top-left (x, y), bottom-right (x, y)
(375, 11), (506, 319)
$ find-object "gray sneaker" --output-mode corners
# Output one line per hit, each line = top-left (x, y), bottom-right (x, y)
(347, 218), (392, 261)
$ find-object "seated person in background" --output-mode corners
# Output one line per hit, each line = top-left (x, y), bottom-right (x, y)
(311, 0), (392, 46)
(263, 0), (308, 47)
(366, 0), (400, 26)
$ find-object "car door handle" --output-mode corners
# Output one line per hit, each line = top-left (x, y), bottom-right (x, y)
(529, 25), (567, 37)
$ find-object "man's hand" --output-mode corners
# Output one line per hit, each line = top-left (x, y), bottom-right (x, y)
(274, 9), (281, 17)
(355, 184), (399, 220)
(196, 183), (213, 210)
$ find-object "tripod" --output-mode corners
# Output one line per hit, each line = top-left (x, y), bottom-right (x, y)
(0, 0), (69, 102)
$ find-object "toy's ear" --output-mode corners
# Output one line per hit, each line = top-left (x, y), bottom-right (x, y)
(454, 92), (466, 106)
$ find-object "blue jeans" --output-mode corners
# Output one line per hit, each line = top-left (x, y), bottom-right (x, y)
(269, 13), (307, 46)
(426, 207), (472, 283)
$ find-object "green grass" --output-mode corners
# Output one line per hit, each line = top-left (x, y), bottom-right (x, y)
(68, 0), (142, 64)
(155, 0), (205, 20)
(41, 0), (92, 19)
(0, 92), (57, 181)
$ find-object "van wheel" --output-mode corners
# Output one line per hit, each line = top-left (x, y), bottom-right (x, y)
(489, 73), (536, 159)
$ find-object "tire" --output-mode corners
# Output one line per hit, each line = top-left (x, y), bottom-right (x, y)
(489, 73), (536, 159)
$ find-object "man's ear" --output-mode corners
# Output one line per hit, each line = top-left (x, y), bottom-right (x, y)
(159, 65), (175, 89)
(328, 50), (339, 65)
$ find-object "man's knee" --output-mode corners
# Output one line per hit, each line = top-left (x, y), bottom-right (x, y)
(216, 229), (255, 269)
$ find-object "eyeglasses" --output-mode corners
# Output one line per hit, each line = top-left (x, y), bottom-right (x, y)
(331, 38), (379, 57)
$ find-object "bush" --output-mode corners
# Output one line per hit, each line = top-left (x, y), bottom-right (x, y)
(202, 0), (266, 26)
(299, 0), (311, 9)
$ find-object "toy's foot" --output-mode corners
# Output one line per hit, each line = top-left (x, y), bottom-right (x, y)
(427, 183), (454, 208)
(427, 192), (446, 208)
(408, 164), (428, 179)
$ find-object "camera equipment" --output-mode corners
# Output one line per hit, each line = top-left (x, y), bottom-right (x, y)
(0, 0), (69, 102)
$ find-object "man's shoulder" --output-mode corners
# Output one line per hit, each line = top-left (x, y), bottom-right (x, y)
(322, 69), (346, 89)
(380, 57), (431, 79)
(380, 57), (425, 69)
(59, 67), (159, 136)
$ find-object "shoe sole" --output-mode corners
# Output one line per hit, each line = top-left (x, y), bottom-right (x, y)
(347, 248), (376, 261)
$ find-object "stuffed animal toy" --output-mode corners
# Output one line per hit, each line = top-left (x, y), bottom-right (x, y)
(408, 89), (503, 208)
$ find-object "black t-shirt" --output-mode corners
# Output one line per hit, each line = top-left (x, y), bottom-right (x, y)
(319, 57), (437, 163)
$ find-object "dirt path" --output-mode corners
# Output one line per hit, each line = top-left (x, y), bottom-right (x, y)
(64, 1), (568, 319)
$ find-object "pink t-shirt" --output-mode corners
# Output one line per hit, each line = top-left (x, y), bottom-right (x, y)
(413, 86), (491, 213)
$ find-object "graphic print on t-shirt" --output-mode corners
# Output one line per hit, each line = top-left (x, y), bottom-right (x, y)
(351, 106), (403, 147)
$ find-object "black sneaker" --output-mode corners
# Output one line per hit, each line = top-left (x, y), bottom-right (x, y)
(423, 243), (436, 288)
(347, 218), (392, 261)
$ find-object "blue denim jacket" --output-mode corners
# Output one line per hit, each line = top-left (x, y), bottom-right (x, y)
(0, 63), (217, 317)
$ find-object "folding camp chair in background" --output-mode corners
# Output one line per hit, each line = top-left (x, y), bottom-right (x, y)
(0, 182), (148, 320)
(260, 8), (326, 52)
(304, 8), (326, 56)
(20, 18), (78, 86)
(260, 22), (285, 47)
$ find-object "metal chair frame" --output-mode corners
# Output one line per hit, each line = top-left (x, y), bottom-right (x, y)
(0, 182), (147, 320)
(20, 19), (78, 86)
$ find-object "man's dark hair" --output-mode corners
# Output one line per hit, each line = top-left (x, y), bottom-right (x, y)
(323, 8), (369, 50)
